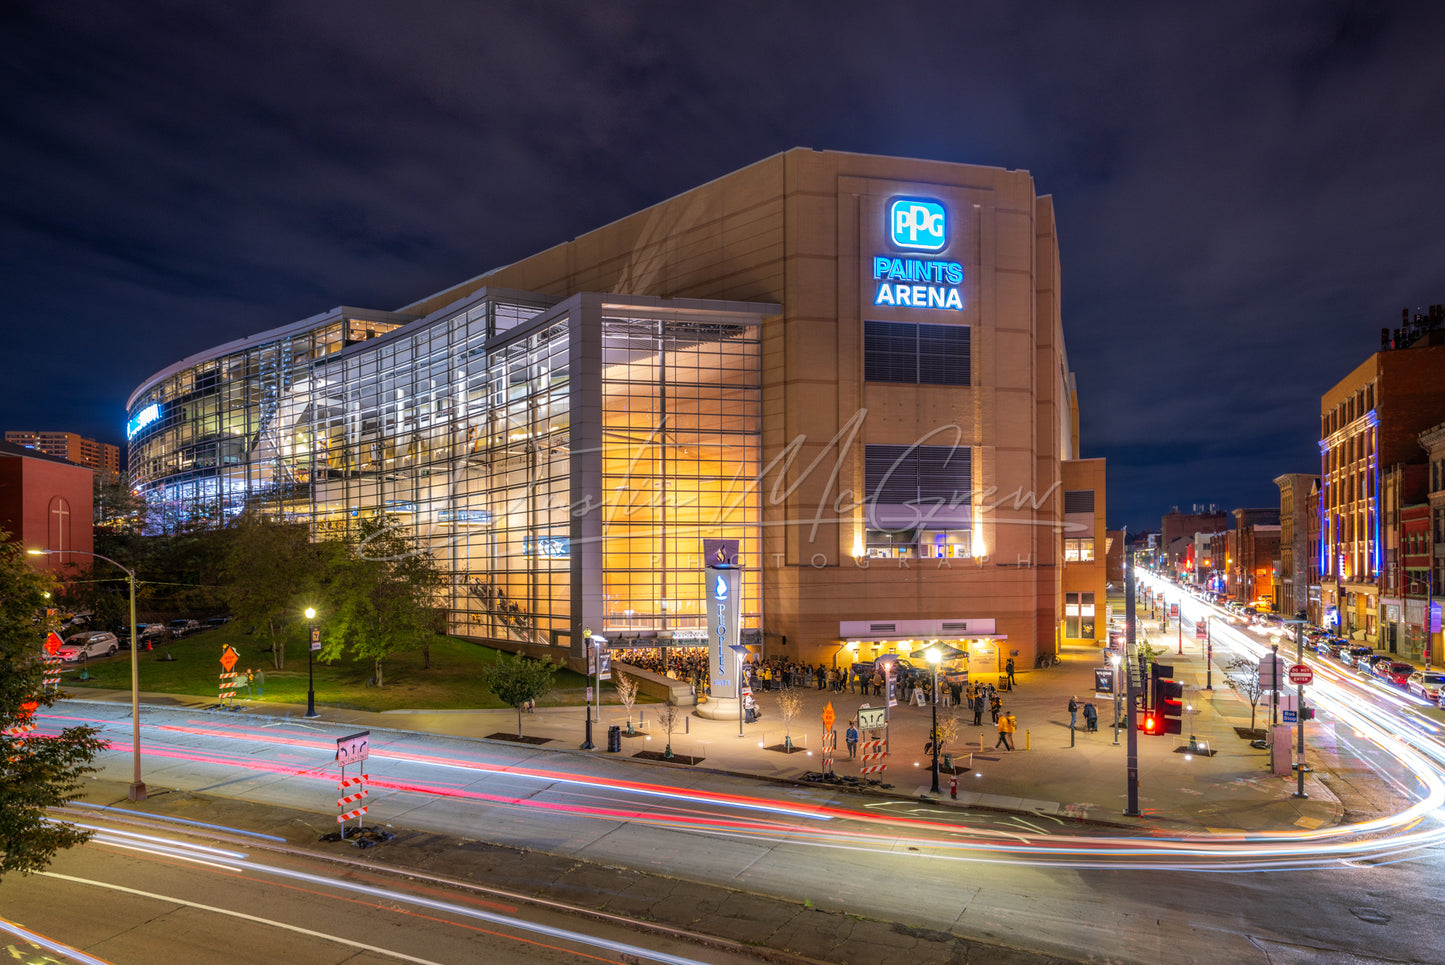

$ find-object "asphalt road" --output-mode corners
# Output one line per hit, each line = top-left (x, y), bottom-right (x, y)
(23, 699), (1445, 965)
(4, 810), (769, 965)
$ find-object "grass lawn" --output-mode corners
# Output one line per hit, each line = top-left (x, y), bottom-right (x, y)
(60, 623), (640, 714)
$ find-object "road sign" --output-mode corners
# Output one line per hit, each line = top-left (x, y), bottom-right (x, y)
(1258, 654), (1284, 690)
(856, 706), (887, 731)
(219, 645), (238, 672)
(822, 702), (836, 732)
(336, 730), (371, 765)
(1282, 709), (1298, 723)
(44, 631), (63, 655)
(1287, 664), (1314, 685)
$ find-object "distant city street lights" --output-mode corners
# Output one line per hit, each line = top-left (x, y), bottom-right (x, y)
(304, 606), (320, 718)
(30, 547), (146, 801)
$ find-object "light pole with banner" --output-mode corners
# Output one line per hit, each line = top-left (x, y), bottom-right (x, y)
(305, 606), (320, 718)
(29, 548), (146, 801)
(925, 646), (941, 794)
(1203, 616), (1215, 690)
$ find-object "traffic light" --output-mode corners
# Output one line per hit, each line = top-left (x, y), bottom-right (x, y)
(1159, 679), (1184, 734)
(1139, 712), (1159, 734)
(1149, 662), (1174, 712)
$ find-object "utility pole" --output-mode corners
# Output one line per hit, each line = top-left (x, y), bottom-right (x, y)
(1124, 551), (1140, 817)
(1293, 616), (1307, 800)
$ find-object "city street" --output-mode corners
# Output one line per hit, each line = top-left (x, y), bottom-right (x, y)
(22, 622), (1445, 965)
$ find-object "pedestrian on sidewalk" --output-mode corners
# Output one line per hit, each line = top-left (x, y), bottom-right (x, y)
(990, 691), (1002, 724)
(1083, 702), (1097, 732)
(255, 668), (265, 698)
(846, 720), (859, 759)
(244, 668), (254, 699)
(1068, 696), (1078, 730)
(971, 692), (984, 726)
(995, 712), (1016, 751)
(1005, 657), (1016, 687)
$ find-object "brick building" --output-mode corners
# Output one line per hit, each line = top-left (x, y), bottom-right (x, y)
(1274, 473), (1319, 619)
(0, 440), (94, 574)
(1320, 318), (1445, 641)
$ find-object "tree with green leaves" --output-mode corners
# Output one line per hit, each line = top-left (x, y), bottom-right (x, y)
(478, 653), (558, 737)
(320, 515), (446, 686)
(221, 510), (321, 670)
(0, 531), (106, 880)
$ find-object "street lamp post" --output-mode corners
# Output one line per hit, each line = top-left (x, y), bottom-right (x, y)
(1109, 651), (1122, 745)
(580, 628), (595, 750)
(926, 646), (941, 794)
(30, 548), (145, 801)
(304, 607), (319, 718)
(1204, 616), (1214, 691)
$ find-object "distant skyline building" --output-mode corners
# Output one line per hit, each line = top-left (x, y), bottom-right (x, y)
(124, 148), (1107, 674)
(4, 430), (119, 482)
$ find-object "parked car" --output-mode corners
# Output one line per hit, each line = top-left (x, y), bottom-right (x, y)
(61, 612), (94, 630)
(137, 623), (171, 646)
(168, 619), (201, 638)
(204, 615), (231, 629)
(1373, 661), (1415, 686)
(56, 631), (119, 662)
(1342, 646), (1376, 668)
(1312, 637), (1336, 657)
(1359, 653), (1393, 674)
(1406, 671), (1445, 702)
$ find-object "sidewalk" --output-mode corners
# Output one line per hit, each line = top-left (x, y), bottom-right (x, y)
(75, 636), (1345, 834)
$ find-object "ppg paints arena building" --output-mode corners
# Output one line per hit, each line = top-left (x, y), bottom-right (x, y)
(126, 149), (1107, 677)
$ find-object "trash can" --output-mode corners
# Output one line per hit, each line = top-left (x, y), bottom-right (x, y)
(607, 725), (621, 753)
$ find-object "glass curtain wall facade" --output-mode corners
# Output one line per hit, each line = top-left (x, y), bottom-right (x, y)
(127, 290), (767, 659)
(598, 312), (763, 642)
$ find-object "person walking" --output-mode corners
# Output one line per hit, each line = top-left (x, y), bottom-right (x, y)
(244, 668), (254, 699)
(254, 668), (265, 698)
(1005, 657), (1016, 687)
(1068, 695), (1079, 730)
(846, 720), (859, 760)
(995, 712), (1016, 751)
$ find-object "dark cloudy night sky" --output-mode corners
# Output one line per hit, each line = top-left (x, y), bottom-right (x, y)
(4, 1), (1444, 531)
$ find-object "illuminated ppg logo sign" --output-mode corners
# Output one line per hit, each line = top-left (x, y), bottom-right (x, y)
(889, 198), (946, 252)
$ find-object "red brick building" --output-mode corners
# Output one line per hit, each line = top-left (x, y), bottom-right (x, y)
(1320, 317), (1445, 641)
(0, 440), (94, 574)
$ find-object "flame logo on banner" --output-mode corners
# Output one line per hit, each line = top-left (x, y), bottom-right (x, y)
(714, 574), (728, 600)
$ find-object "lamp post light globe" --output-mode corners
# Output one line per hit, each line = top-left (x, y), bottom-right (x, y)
(304, 606), (319, 718)
(28, 547), (146, 801)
